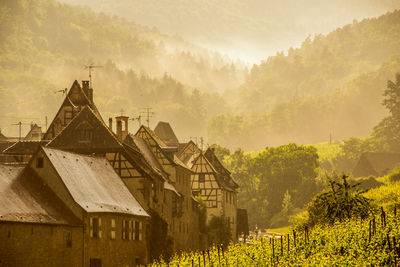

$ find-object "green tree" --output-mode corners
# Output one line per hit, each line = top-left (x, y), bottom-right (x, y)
(372, 73), (400, 151)
(306, 174), (372, 227)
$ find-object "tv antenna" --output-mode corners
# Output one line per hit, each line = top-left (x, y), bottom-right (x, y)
(139, 108), (154, 128)
(84, 64), (103, 88)
(55, 88), (67, 96)
(130, 115), (142, 128)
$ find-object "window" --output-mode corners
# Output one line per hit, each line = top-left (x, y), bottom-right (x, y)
(134, 221), (142, 241)
(36, 157), (44, 168)
(64, 110), (73, 125)
(122, 220), (128, 240)
(66, 231), (72, 247)
(110, 219), (116, 240)
(198, 173), (205, 183)
(76, 122), (94, 143)
(90, 217), (102, 239)
(90, 258), (102, 267)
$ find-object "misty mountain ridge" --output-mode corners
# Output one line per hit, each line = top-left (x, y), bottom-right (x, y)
(1, 0), (400, 151)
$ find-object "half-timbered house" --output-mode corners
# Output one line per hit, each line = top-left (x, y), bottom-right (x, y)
(135, 126), (200, 252)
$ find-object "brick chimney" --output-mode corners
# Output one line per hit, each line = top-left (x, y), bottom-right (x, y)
(115, 116), (129, 141)
(82, 80), (93, 104)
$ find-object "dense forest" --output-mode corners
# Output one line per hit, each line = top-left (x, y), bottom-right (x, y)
(0, 0), (246, 138)
(1, 0), (400, 151)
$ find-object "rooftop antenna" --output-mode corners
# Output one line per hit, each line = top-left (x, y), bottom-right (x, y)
(130, 115), (142, 128)
(140, 107), (154, 128)
(84, 64), (103, 88)
(55, 88), (67, 96)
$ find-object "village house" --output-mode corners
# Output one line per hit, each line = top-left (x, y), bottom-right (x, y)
(177, 140), (239, 241)
(0, 165), (82, 267)
(135, 125), (201, 252)
(0, 79), (241, 265)
(29, 146), (150, 266)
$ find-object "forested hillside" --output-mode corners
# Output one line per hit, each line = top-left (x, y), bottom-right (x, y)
(208, 10), (400, 149)
(0, 0), (244, 138)
(58, 0), (400, 63)
(2, 0), (400, 151)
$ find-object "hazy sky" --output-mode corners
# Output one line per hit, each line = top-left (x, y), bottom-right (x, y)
(58, 0), (400, 64)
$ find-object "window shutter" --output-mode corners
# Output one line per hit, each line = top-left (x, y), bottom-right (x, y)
(129, 221), (132, 240)
(99, 218), (102, 238)
(132, 220), (136, 240)
(139, 222), (142, 241)
(89, 217), (93, 238)
(122, 220), (126, 240)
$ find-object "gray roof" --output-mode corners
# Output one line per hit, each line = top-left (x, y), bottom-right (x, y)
(3, 140), (48, 155)
(0, 165), (80, 225)
(42, 147), (149, 217)
(154, 121), (179, 146)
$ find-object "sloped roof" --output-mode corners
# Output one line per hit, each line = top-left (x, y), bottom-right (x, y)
(47, 106), (122, 153)
(3, 141), (48, 155)
(0, 142), (14, 153)
(43, 80), (102, 140)
(0, 131), (7, 141)
(205, 148), (238, 189)
(0, 165), (80, 225)
(42, 147), (148, 217)
(154, 121), (179, 146)
(129, 135), (166, 177)
(136, 126), (190, 169)
(353, 152), (400, 177)
(24, 124), (42, 140)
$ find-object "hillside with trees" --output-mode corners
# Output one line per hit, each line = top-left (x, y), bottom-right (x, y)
(58, 0), (400, 63)
(208, 10), (400, 149)
(0, 0), (245, 138)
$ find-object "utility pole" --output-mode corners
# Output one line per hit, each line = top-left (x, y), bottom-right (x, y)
(11, 121), (22, 141)
(140, 108), (154, 128)
(45, 116), (48, 131)
(84, 64), (103, 88)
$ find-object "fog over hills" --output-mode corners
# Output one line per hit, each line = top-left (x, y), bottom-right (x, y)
(58, 0), (400, 63)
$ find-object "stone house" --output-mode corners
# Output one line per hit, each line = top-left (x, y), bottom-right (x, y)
(29, 146), (150, 266)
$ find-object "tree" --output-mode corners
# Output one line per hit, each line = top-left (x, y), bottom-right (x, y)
(372, 73), (400, 151)
(306, 174), (372, 227)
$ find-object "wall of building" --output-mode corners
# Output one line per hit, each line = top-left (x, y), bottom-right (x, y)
(0, 222), (82, 267)
(83, 213), (148, 267)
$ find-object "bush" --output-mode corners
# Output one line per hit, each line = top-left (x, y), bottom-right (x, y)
(306, 174), (372, 227)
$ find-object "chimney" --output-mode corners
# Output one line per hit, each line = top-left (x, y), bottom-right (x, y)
(116, 116), (129, 141)
(108, 118), (113, 131)
(82, 80), (93, 103)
